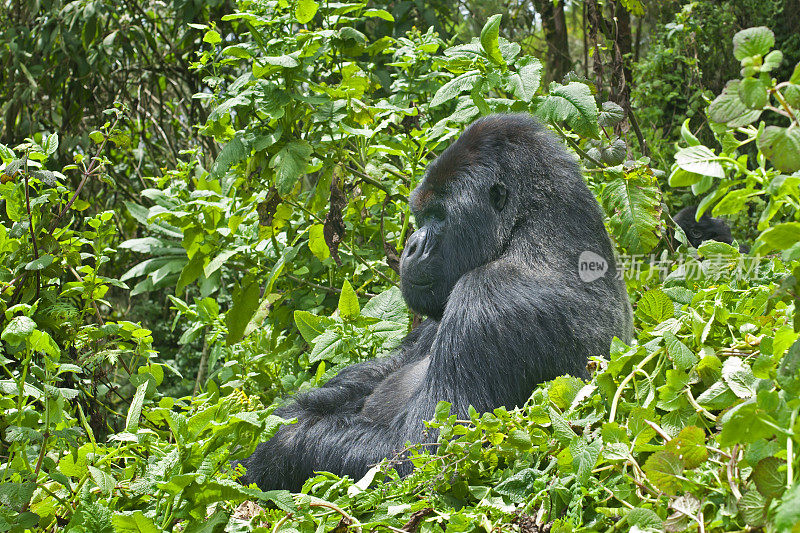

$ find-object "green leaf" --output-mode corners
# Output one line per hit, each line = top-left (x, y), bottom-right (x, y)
(733, 27), (774, 60)
(480, 14), (505, 65)
(1, 316), (36, 345)
(204, 249), (238, 278)
(708, 81), (762, 126)
(430, 70), (481, 107)
(25, 254), (54, 271)
(308, 223), (330, 261)
(338, 280), (360, 319)
(270, 140), (312, 194)
(111, 510), (160, 533)
(756, 126), (800, 172)
(674, 145), (724, 179)
(598, 101), (625, 128)
(203, 30), (221, 45)
(636, 289), (674, 324)
(791, 62), (800, 84)
(226, 275), (261, 345)
(642, 450), (684, 494)
(774, 483), (800, 531)
(295, 0), (318, 23)
(721, 356), (756, 398)
(294, 310), (325, 343)
(88, 466), (116, 496)
(601, 168), (661, 254)
(665, 426), (708, 469)
(762, 49), (783, 72)
(210, 134), (248, 179)
(752, 456), (786, 499)
(758, 222), (800, 251)
(362, 287), (408, 324)
(663, 332), (697, 370)
(739, 489), (768, 527)
(626, 508), (663, 532)
(126, 382), (147, 433)
(536, 82), (600, 138)
(738, 77), (768, 109)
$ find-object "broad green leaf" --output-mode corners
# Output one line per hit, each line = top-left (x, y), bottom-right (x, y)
(642, 450), (684, 494)
(774, 483), (800, 531)
(226, 275), (261, 345)
(25, 254), (54, 271)
(309, 329), (342, 363)
(752, 456), (786, 499)
(338, 280), (360, 319)
(536, 82), (600, 138)
(210, 134), (248, 179)
(480, 14), (504, 65)
(708, 81), (762, 126)
(663, 332), (697, 370)
(758, 222), (800, 251)
(203, 30), (221, 45)
(363, 9), (394, 21)
(756, 126), (800, 172)
(88, 466), (116, 496)
(430, 70), (481, 107)
(111, 510), (159, 533)
(626, 508), (664, 532)
(204, 249), (238, 278)
(362, 287), (408, 324)
(674, 145), (724, 179)
(125, 382), (147, 433)
(308, 223), (330, 261)
(762, 49), (783, 72)
(791, 61), (800, 84)
(295, 0), (318, 23)
(738, 77), (768, 109)
(294, 310), (325, 343)
(1, 316), (36, 345)
(598, 101), (625, 128)
(636, 289), (673, 324)
(602, 168), (661, 254)
(270, 140), (312, 194)
(665, 426), (708, 469)
(668, 167), (702, 187)
(732, 27), (774, 60)
(739, 489), (768, 527)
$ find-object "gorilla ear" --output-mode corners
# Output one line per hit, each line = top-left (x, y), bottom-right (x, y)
(489, 183), (507, 211)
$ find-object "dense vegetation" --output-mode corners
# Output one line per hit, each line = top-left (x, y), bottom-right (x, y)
(1, 0), (800, 531)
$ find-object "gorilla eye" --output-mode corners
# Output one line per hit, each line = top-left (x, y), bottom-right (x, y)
(489, 183), (507, 211)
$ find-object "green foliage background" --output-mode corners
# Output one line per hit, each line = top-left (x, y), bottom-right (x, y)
(1, 0), (800, 531)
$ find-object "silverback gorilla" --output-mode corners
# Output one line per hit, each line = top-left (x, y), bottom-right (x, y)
(238, 114), (633, 492)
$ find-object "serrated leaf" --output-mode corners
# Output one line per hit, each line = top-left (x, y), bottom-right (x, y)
(480, 14), (504, 65)
(598, 101), (625, 127)
(739, 489), (768, 527)
(757, 126), (800, 173)
(89, 466), (116, 496)
(602, 168), (661, 254)
(738, 77), (768, 109)
(733, 27), (774, 60)
(210, 134), (248, 179)
(536, 82), (600, 138)
(270, 140), (312, 194)
(431, 71), (481, 107)
(338, 280), (360, 319)
(636, 289), (674, 324)
(753, 456), (786, 499)
(721, 356), (757, 398)
(308, 329), (342, 363)
(665, 426), (707, 469)
(708, 81), (762, 126)
(362, 287), (408, 324)
(25, 254), (54, 271)
(626, 508), (664, 532)
(227, 275), (261, 345)
(125, 382), (147, 433)
(774, 483), (800, 531)
(112, 510), (160, 533)
(2, 316), (36, 345)
(294, 310), (325, 343)
(642, 450), (684, 494)
(663, 332), (697, 370)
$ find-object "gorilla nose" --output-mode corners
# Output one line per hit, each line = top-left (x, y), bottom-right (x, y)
(402, 227), (429, 264)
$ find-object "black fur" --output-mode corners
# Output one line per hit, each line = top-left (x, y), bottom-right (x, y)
(239, 114), (633, 491)
(673, 205), (749, 253)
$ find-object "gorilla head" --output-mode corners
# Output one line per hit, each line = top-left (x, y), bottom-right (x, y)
(673, 205), (749, 253)
(400, 115), (613, 318)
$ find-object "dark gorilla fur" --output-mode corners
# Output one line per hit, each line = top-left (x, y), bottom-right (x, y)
(238, 114), (633, 492)
(673, 205), (749, 253)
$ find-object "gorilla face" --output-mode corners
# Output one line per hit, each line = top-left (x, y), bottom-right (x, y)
(400, 156), (512, 318)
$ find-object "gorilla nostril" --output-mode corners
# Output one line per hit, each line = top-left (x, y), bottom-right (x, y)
(407, 241), (418, 256)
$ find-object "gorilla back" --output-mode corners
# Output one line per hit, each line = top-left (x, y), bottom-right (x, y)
(239, 114), (633, 492)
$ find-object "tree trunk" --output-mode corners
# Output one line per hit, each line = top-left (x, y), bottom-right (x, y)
(533, 0), (572, 84)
